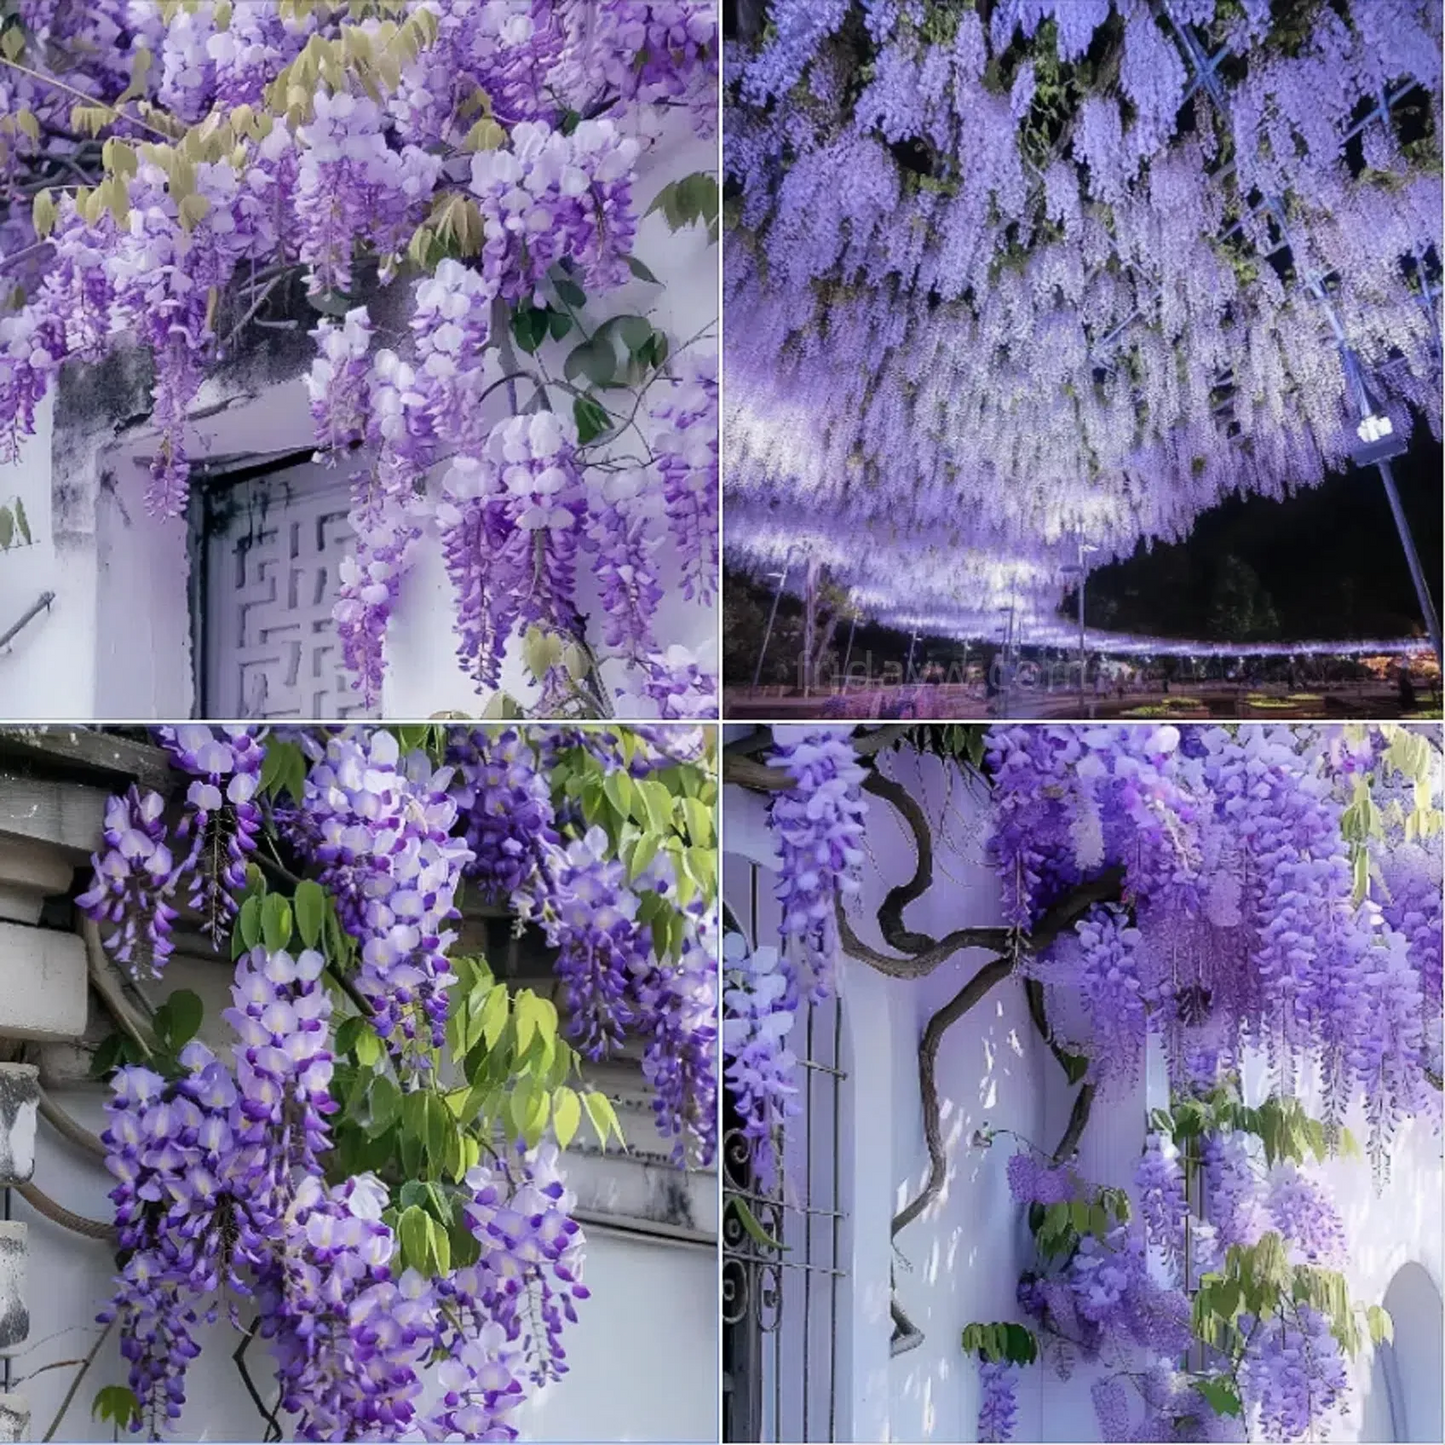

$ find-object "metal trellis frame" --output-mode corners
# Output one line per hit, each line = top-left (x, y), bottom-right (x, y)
(722, 866), (849, 1444)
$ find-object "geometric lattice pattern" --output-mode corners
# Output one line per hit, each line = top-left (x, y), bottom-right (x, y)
(200, 463), (372, 720)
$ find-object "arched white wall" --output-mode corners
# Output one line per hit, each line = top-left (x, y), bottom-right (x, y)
(1366, 1263), (1445, 1444)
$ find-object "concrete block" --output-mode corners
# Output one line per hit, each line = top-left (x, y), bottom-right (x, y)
(0, 768), (110, 857)
(0, 837), (75, 926)
(0, 923), (88, 1042)
(0, 1066), (38, 1185)
(0, 1224), (26, 1354)
(0, 1394), (27, 1443)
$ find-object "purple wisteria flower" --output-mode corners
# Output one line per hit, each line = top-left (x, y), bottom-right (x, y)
(977, 1360), (1018, 1442)
(76, 787), (181, 978)
(536, 823), (645, 1058)
(158, 724), (265, 948)
(294, 729), (472, 1053)
(767, 726), (868, 1003)
(722, 932), (799, 1181)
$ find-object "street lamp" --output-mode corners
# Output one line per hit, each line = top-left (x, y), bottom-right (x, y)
(751, 548), (794, 691)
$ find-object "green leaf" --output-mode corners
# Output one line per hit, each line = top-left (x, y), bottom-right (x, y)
(730, 1196), (786, 1252)
(365, 1075), (401, 1137)
(399, 1205), (430, 1272)
(511, 305), (549, 354)
(573, 393), (611, 445)
(428, 1214), (451, 1274)
(354, 1025), (383, 1068)
(614, 314), (654, 354)
(637, 779), (674, 833)
(553, 1086), (581, 1149)
(13, 496), (31, 545)
(164, 989), (203, 1048)
(480, 984), (509, 1050)
(294, 879), (326, 950)
(260, 739), (308, 802)
(92, 1385), (141, 1430)
(1366, 1304), (1394, 1345)
(603, 770), (636, 821)
(547, 307), (573, 341)
(582, 1088), (621, 1149)
(553, 274), (587, 309)
(261, 893), (293, 953)
(1194, 1379), (1242, 1419)
(625, 254), (660, 284)
(563, 338), (616, 388)
(89, 1033), (125, 1080)
(0, 507), (13, 551)
(237, 893), (263, 950)
(522, 626), (564, 680)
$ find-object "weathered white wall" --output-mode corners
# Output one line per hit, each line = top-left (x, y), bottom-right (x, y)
(723, 740), (1443, 1444)
(0, 113), (717, 722)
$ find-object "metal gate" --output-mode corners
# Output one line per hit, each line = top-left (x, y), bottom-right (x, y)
(722, 863), (848, 1443)
(192, 458), (372, 720)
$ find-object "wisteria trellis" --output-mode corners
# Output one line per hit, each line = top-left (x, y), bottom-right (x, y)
(724, 0), (1442, 646)
(0, 1), (718, 716)
(722, 721), (1443, 1441)
(75, 722), (718, 1440)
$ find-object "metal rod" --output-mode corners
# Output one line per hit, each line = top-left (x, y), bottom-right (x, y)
(1078, 567), (1087, 715)
(752, 551), (793, 691)
(1375, 459), (1442, 660)
(903, 629), (918, 684)
(0, 589), (56, 651)
(841, 615), (858, 681)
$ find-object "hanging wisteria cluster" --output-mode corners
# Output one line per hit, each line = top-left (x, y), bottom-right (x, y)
(0, 2), (719, 716)
(720, 726), (866, 1173)
(724, 0), (1442, 641)
(77, 721), (718, 1440)
(987, 723), (1442, 1169)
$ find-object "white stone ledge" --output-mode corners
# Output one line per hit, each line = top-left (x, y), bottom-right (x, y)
(0, 924), (87, 1043)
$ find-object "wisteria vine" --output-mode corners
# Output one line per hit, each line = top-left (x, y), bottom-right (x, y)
(76, 721), (718, 1440)
(722, 722), (1442, 1442)
(0, 2), (720, 717)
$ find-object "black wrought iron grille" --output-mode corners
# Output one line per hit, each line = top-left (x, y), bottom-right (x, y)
(722, 863), (849, 1443)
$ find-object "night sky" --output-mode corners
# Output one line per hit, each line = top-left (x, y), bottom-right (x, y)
(1081, 425), (1443, 643)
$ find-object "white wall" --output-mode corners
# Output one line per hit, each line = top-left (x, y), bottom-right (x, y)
(0, 115), (717, 722)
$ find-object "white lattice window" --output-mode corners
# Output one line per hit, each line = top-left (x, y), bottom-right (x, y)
(195, 459), (371, 720)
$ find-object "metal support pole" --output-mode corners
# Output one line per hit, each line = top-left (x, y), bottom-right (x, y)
(1078, 574), (1087, 714)
(752, 551), (793, 691)
(904, 629), (919, 685)
(841, 615), (858, 682)
(1374, 459), (1442, 660)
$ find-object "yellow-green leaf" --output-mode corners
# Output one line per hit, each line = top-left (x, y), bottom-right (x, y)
(552, 1086), (581, 1149)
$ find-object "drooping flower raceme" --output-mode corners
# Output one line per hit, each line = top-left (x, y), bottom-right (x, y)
(294, 729), (472, 1055)
(76, 787), (182, 979)
(722, 932), (799, 1176)
(767, 726), (868, 1003)
(159, 724), (266, 949)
